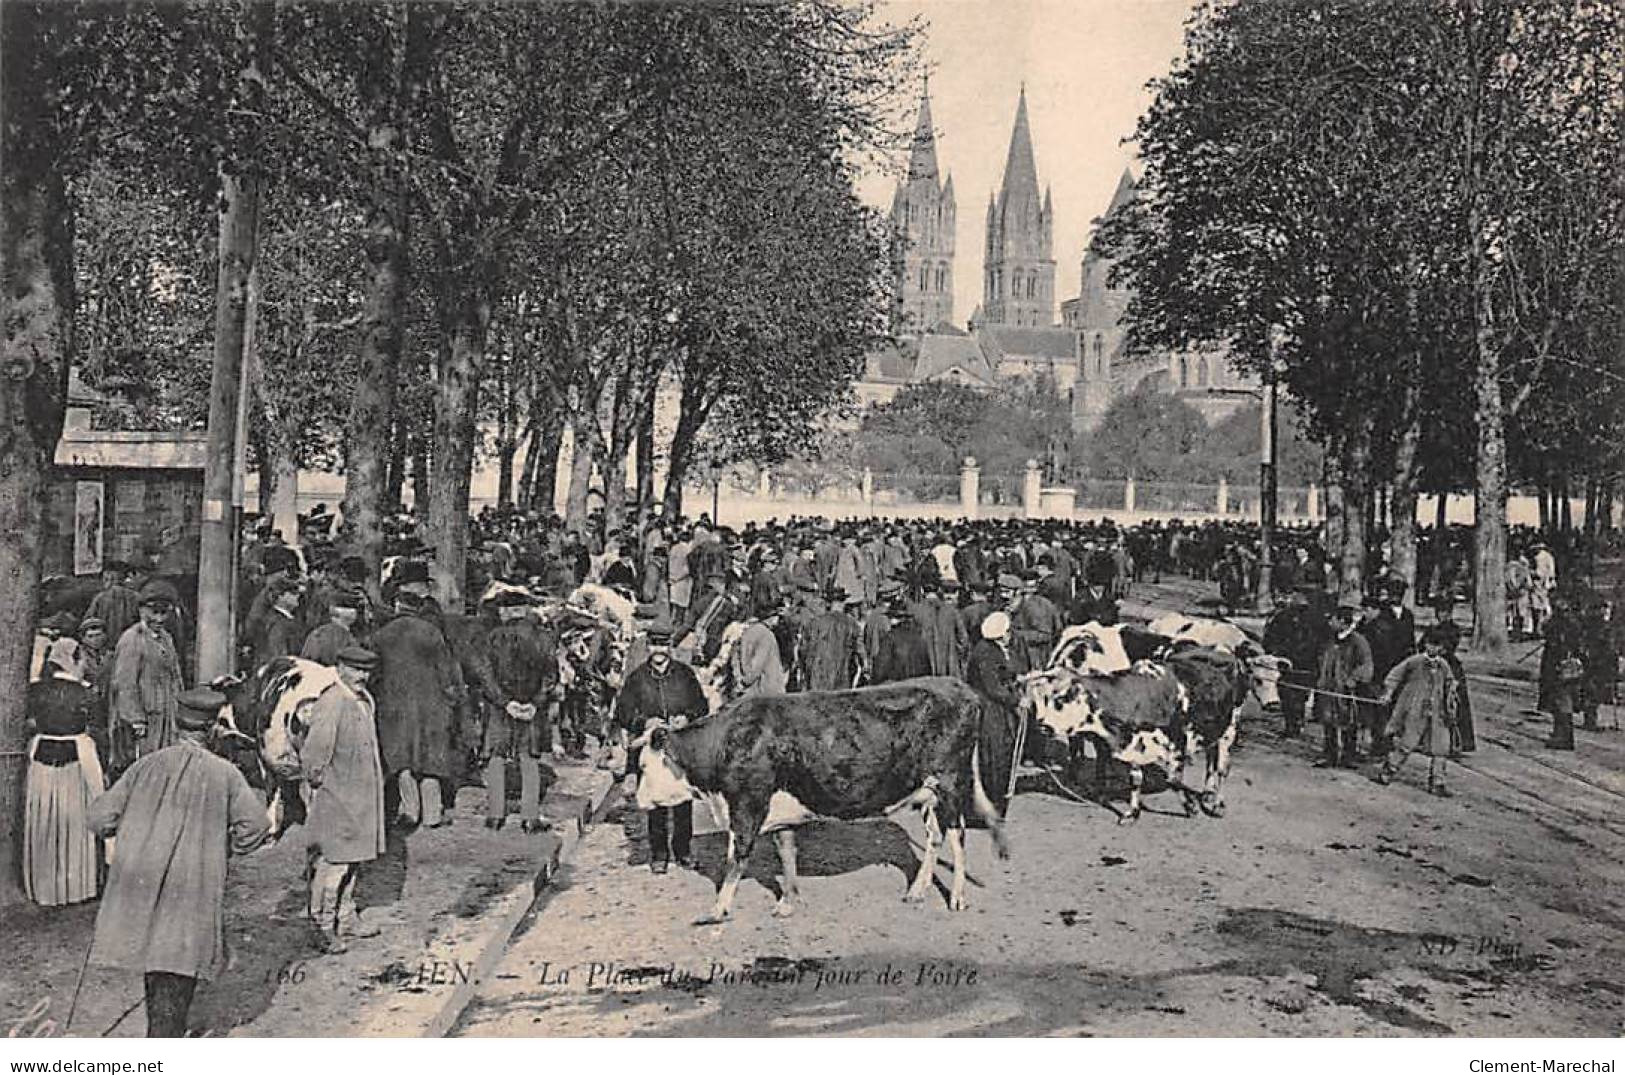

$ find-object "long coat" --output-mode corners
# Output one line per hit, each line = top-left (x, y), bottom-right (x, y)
(914, 598), (968, 679)
(965, 638), (1020, 811)
(872, 616), (932, 684)
(370, 613), (463, 779)
(88, 740), (270, 979)
(109, 622), (183, 767)
(1315, 630), (1375, 730)
(1380, 653), (1456, 759)
(302, 682), (386, 864)
(800, 609), (864, 691)
(731, 620), (787, 698)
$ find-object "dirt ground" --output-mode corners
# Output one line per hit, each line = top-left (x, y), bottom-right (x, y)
(2, 763), (606, 1039)
(455, 590), (1625, 1038)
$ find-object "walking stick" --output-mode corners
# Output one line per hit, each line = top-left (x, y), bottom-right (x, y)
(62, 932), (97, 1034)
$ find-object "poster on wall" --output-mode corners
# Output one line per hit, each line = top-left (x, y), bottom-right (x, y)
(74, 480), (105, 576)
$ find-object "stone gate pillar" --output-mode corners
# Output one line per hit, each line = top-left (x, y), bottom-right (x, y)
(960, 457), (980, 519)
(862, 467), (875, 510)
(1024, 459), (1043, 519)
(1307, 483), (1320, 521)
(1124, 477), (1137, 515)
(1216, 477), (1229, 517)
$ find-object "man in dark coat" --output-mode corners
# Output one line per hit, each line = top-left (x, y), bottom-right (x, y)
(872, 596), (932, 684)
(371, 595), (463, 827)
(481, 596), (557, 832)
(1012, 574), (1064, 674)
(1263, 588), (1331, 737)
(1314, 605), (1375, 769)
(85, 561), (141, 648)
(1360, 577), (1416, 752)
(800, 587), (865, 691)
(913, 580), (969, 679)
(614, 623), (708, 872)
(252, 577), (306, 671)
(959, 581), (996, 644)
(1539, 588), (1590, 750)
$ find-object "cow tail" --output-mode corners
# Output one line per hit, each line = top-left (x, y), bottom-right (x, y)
(970, 743), (1010, 861)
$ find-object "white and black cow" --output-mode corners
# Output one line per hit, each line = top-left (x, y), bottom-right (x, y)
(213, 656), (342, 834)
(662, 676), (1009, 922)
(1021, 661), (1203, 823)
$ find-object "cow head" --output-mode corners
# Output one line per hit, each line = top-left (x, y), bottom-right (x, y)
(216, 657), (340, 782)
(1244, 653), (1291, 713)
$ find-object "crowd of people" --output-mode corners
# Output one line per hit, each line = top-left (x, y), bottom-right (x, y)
(18, 500), (1623, 1035)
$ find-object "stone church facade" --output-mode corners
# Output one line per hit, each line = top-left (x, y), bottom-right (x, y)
(871, 86), (1251, 429)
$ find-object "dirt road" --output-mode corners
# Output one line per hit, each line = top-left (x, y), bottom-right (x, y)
(455, 664), (1625, 1037)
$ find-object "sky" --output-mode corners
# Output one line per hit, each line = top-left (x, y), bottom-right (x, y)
(854, 0), (1199, 326)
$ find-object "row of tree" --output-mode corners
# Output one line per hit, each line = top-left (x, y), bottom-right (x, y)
(0, 0), (921, 897)
(1099, 0), (1622, 652)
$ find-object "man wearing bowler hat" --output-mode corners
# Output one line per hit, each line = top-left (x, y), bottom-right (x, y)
(615, 622), (708, 872)
(302, 647), (387, 953)
(88, 687), (272, 1036)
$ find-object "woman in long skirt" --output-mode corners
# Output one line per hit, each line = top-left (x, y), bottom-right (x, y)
(24, 666), (104, 906)
(1375, 625), (1459, 797)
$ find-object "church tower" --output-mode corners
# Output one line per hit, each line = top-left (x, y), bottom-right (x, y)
(982, 87), (1055, 328)
(890, 84), (955, 334)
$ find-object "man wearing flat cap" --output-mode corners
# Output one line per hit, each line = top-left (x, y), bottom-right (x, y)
(108, 581), (186, 775)
(301, 648), (387, 952)
(481, 590), (557, 833)
(88, 687), (272, 1036)
(615, 622), (708, 872)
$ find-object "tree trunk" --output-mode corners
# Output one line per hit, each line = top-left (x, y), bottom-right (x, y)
(339, 121), (408, 592)
(1323, 452), (1344, 593)
(1536, 480), (1551, 532)
(1435, 487), (1448, 532)
(496, 425), (517, 510)
(635, 402), (656, 527)
(1470, 243), (1509, 655)
(661, 388), (707, 519)
(1558, 475), (1573, 532)
(603, 440), (629, 532)
(1389, 385), (1422, 611)
(0, 8), (73, 899)
(384, 416), (406, 512)
(428, 300), (487, 610)
(515, 407), (541, 510)
(1338, 431), (1370, 605)
(530, 408), (564, 515)
(268, 445), (300, 547)
(564, 412), (595, 530)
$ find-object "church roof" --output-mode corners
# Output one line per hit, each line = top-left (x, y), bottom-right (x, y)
(927, 319), (967, 337)
(978, 325), (1079, 364)
(905, 84), (939, 185)
(915, 333), (998, 386)
(863, 340), (917, 384)
(998, 87), (1041, 207)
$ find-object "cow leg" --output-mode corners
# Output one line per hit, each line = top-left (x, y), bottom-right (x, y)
(772, 829), (799, 917)
(701, 808), (761, 925)
(946, 824), (968, 911)
(904, 803), (942, 903)
(1201, 719), (1238, 817)
(1120, 766), (1144, 824)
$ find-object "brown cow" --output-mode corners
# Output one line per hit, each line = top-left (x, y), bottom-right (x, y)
(662, 676), (1009, 922)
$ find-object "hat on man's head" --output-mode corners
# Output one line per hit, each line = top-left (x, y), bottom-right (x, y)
(646, 622), (675, 646)
(78, 615), (106, 634)
(40, 610), (79, 634)
(175, 687), (229, 731)
(139, 580), (180, 607)
(263, 546), (300, 576)
(336, 646), (379, 671)
(396, 561), (431, 586)
(996, 572), (1023, 592)
(1332, 604), (1363, 621)
(331, 588), (364, 611)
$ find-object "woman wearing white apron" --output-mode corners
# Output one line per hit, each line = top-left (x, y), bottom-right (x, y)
(24, 649), (105, 906)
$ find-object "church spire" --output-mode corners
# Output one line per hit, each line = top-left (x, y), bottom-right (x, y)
(905, 80), (939, 185)
(999, 84), (1040, 206)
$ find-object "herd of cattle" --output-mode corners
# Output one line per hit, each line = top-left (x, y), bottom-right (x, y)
(202, 589), (1291, 922)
